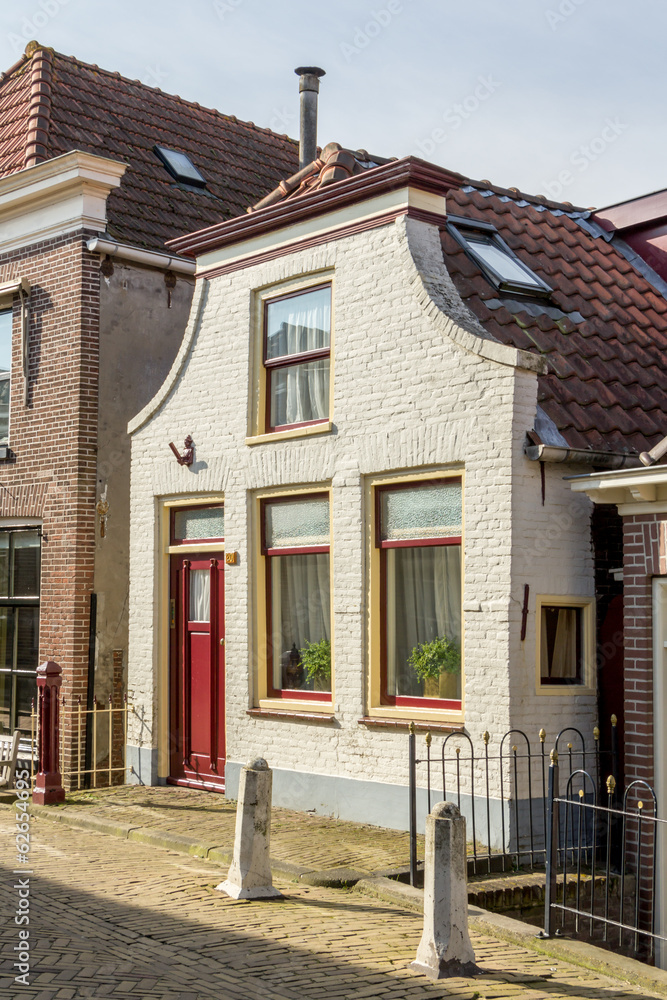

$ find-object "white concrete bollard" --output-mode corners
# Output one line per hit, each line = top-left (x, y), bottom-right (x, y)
(216, 758), (282, 900)
(410, 801), (478, 979)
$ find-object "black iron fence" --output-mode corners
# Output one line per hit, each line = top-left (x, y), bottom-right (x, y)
(542, 752), (667, 962)
(407, 717), (619, 884)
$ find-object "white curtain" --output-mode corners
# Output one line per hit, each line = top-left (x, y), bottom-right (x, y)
(267, 292), (330, 427)
(271, 553), (330, 689)
(386, 546), (461, 698)
(189, 569), (210, 622)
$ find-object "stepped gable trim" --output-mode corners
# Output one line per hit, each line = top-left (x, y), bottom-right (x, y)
(168, 157), (462, 258)
(24, 44), (53, 168)
(198, 206), (448, 280)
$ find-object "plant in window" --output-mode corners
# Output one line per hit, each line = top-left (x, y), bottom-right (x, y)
(408, 635), (461, 684)
(299, 637), (331, 689)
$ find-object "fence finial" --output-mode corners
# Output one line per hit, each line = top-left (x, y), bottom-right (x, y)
(482, 731), (489, 745)
(606, 774), (616, 794)
(593, 726), (600, 741)
(425, 731), (432, 747)
(550, 749), (558, 763)
(409, 721), (416, 735)
(611, 714), (618, 727)
(579, 788), (584, 799)
(539, 728), (546, 743)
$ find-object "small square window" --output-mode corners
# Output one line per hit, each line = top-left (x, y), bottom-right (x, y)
(154, 145), (206, 188)
(263, 284), (331, 432)
(171, 505), (224, 544)
(540, 604), (582, 684)
(448, 218), (551, 297)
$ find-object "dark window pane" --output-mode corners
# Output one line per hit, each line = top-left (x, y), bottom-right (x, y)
(16, 607), (39, 670)
(13, 531), (40, 596)
(0, 533), (9, 598)
(0, 608), (14, 670)
(540, 606), (582, 683)
(16, 672), (37, 732)
(270, 552), (330, 692)
(0, 671), (11, 734)
(385, 545), (461, 700)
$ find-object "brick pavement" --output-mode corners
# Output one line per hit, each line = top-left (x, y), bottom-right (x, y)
(1, 811), (665, 999)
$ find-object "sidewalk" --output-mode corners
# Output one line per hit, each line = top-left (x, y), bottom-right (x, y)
(2, 783), (667, 998)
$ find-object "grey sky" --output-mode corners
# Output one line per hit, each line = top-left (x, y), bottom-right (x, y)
(0, 0), (663, 208)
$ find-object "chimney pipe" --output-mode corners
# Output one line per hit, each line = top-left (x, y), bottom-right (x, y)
(295, 66), (325, 170)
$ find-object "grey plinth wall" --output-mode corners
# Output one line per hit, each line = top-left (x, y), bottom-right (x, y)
(217, 758), (282, 900)
(411, 801), (478, 979)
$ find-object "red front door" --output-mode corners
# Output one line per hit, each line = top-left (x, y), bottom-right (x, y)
(168, 555), (225, 790)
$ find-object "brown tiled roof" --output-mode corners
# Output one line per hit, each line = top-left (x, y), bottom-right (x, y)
(441, 185), (667, 456)
(0, 43), (299, 251)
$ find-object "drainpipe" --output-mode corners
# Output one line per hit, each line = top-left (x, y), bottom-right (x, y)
(294, 66), (325, 170)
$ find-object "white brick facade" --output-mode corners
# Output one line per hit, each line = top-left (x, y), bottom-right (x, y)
(127, 209), (596, 825)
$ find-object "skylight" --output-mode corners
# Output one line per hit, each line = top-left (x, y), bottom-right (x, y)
(448, 218), (551, 297)
(154, 145), (206, 187)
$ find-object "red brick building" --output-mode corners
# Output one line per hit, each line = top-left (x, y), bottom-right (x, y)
(0, 41), (297, 775)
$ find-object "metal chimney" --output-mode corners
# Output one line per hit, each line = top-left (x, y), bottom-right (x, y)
(294, 66), (325, 170)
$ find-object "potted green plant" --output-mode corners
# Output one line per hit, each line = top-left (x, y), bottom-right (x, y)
(408, 635), (461, 697)
(299, 637), (332, 691)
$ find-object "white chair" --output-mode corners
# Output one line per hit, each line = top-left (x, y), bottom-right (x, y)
(0, 730), (20, 789)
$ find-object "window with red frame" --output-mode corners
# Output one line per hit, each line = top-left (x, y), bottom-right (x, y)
(264, 284), (331, 432)
(171, 505), (224, 544)
(262, 494), (331, 699)
(378, 479), (462, 709)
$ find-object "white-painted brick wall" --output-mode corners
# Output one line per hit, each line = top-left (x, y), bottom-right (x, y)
(127, 214), (596, 804)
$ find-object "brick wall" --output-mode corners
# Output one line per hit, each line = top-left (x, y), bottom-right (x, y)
(622, 512), (663, 789)
(0, 231), (100, 775)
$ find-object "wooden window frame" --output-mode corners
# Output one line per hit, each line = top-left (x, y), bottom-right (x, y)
(261, 492), (332, 702)
(375, 477), (463, 712)
(263, 282), (332, 434)
(535, 595), (595, 695)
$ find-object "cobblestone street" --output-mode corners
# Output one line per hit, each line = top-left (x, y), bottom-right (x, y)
(1, 809), (665, 999)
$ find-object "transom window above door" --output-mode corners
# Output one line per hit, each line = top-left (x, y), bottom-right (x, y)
(263, 284), (331, 433)
(171, 505), (224, 544)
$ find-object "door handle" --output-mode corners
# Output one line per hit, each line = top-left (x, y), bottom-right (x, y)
(219, 638), (225, 646)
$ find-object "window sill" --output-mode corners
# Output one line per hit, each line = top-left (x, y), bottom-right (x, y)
(365, 706), (464, 725)
(536, 683), (595, 697)
(248, 707), (337, 723)
(246, 421), (332, 446)
(257, 697), (334, 715)
(359, 716), (464, 732)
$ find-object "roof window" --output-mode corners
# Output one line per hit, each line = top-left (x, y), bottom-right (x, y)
(448, 216), (551, 297)
(154, 145), (206, 187)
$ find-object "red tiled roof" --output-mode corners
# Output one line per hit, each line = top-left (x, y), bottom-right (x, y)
(0, 43), (299, 251)
(440, 186), (667, 455)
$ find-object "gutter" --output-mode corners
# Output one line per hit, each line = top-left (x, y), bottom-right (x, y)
(524, 443), (640, 469)
(86, 237), (196, 275)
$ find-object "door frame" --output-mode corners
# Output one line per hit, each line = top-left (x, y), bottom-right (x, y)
(156, 496), (225, 783)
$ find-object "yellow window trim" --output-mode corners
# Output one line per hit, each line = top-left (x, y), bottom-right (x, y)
(534, 594), (595, 696)
(248, 270), (335, 440)
(253, 483), (334, 709)
(365, 467), (465, 724)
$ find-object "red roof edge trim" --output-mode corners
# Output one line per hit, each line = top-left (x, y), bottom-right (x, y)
(167, 156), (463, 258)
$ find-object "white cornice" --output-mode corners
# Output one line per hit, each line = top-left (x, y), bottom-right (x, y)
(0, 150), (127, 254)
(570, 464), (667, 510)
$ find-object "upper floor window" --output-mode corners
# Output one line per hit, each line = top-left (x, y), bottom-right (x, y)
(448, 217), (551, 297)
(0, 309), (11, 445)
(264, 284), (331, 432)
